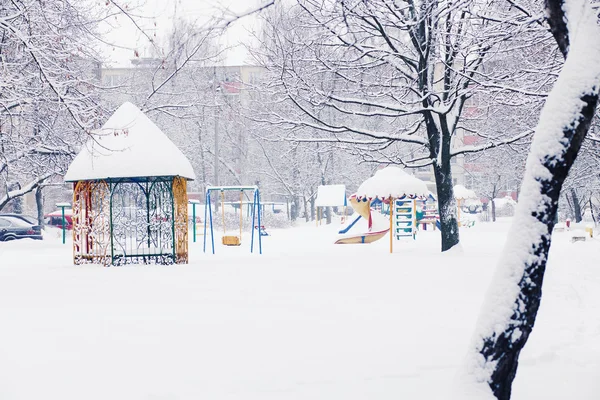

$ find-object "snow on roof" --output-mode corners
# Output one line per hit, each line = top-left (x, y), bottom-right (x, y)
(354, 166), (428, 199)
(454, 185), (478, 200)
(315, 184), (347, 207)
(64, 102), (195, 182)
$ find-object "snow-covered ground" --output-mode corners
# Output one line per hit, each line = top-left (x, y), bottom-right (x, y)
(0, 219), (599, 399)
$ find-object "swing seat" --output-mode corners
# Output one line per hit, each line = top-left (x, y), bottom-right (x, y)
(222, 235), (241, 246)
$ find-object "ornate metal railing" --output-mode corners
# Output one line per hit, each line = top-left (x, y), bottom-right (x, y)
(72, 176), (188, 266)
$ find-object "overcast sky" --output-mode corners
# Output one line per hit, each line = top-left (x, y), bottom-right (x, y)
(101, 0), (265, 67)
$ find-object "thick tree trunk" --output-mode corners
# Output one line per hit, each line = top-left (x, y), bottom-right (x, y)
(468, 2), (600, 397)
(491, 198), (497, 222)
(432, 161), (459, 251)
(570, 188), (582, 222)
(427, 113), (460, 251)
(35, 186), (44, 227)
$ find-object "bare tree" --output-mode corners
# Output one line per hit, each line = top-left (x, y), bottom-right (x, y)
(255, 0), (553, 251)
(0, 0), (105, 211)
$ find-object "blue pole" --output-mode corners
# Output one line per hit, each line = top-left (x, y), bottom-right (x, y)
(192, 203), (197, 243)
(203, 192), (209, 253)
(208, 191), (215, 254)
(251, 190), (256, 253)
(257, 189), (262, 255)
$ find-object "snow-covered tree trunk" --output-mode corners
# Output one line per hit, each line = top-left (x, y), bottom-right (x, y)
(461, 1), (600, 398)
(35, 186), (44, 227)
(429, 118), (460, 250)
(569, 188), (583, 222)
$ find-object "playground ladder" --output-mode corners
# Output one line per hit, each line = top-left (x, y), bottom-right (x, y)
(394, 199), (417, 240)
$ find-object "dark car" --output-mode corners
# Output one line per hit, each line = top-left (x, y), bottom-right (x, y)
(0, 215), (43, 241)
(0, 213), (38, 225)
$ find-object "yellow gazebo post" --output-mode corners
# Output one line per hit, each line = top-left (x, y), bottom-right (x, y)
(389, 196), (394, 254)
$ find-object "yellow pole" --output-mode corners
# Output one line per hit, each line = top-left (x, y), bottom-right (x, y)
(413, 199), (417, 239)
(239, 190), (243, 240)
(389, 197), (393, 254)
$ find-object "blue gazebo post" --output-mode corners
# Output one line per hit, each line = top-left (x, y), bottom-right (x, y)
(56, 202), (71, 244)
(189, 199), (201, 243)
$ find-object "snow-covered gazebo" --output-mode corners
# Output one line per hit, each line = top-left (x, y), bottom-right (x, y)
(64, 102), (195, 266)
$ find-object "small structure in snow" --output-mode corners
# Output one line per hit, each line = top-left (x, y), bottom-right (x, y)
(64, 102), (195, 266)
(453, 185), (478, 201)
(315, 184), (347, 225)
(454, 185), (479, 225)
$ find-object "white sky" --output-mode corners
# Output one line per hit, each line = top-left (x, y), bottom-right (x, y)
(101, 0), (265, 67)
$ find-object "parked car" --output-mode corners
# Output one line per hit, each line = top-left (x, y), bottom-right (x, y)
(0, 215), (43, 241)
(0, 213), (38, 225)
(44, 210), (73, 230)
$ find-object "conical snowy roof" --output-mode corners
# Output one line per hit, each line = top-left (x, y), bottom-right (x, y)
(64, 102), (195, 182)
(454, 185), (478, 200)
(354, 166), (428, 200)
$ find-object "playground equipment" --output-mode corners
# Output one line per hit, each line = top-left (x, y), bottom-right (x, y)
(203, 186), (263, 254)
(454, 185), (479, 227)
(416, 193), (440, 230)
(335, 166), (429, 252)
(393, 198), (418, 240)
(255, 225), (269, 236)
(335, 196), (389, 244)
(315, 184), (347, 226)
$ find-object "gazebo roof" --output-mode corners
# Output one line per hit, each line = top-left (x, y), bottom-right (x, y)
(64, 102), (195, 182)
(354, 166), (428, 200)
(454, 185), (478, 200)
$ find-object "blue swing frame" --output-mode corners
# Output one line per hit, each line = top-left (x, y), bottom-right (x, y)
(203, 186), (263, 255)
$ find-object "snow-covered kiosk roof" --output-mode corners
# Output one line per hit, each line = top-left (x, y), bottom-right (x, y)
(454, 185), (478, 200)
(354, 166), (429, 200)
(64, 102), (195, 182)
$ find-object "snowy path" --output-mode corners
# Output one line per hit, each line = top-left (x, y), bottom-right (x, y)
(0, 220), (598, 399)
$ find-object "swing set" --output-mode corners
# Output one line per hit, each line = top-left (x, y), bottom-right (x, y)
(203, 185), (263, 254)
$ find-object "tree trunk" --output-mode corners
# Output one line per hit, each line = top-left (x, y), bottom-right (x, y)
(491, 182), (499, 223)
(427, 113), (460, 251)
(590, 198), (596, 225)
(35, 186), (44, 227)
(570, 188), (582, 222)
(303, 196), (310, 222)
(310, 196), (315, 221)
(432, 161), (459, 251)
(290, 196), (299, 221)
(468, 2), (600, 397)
